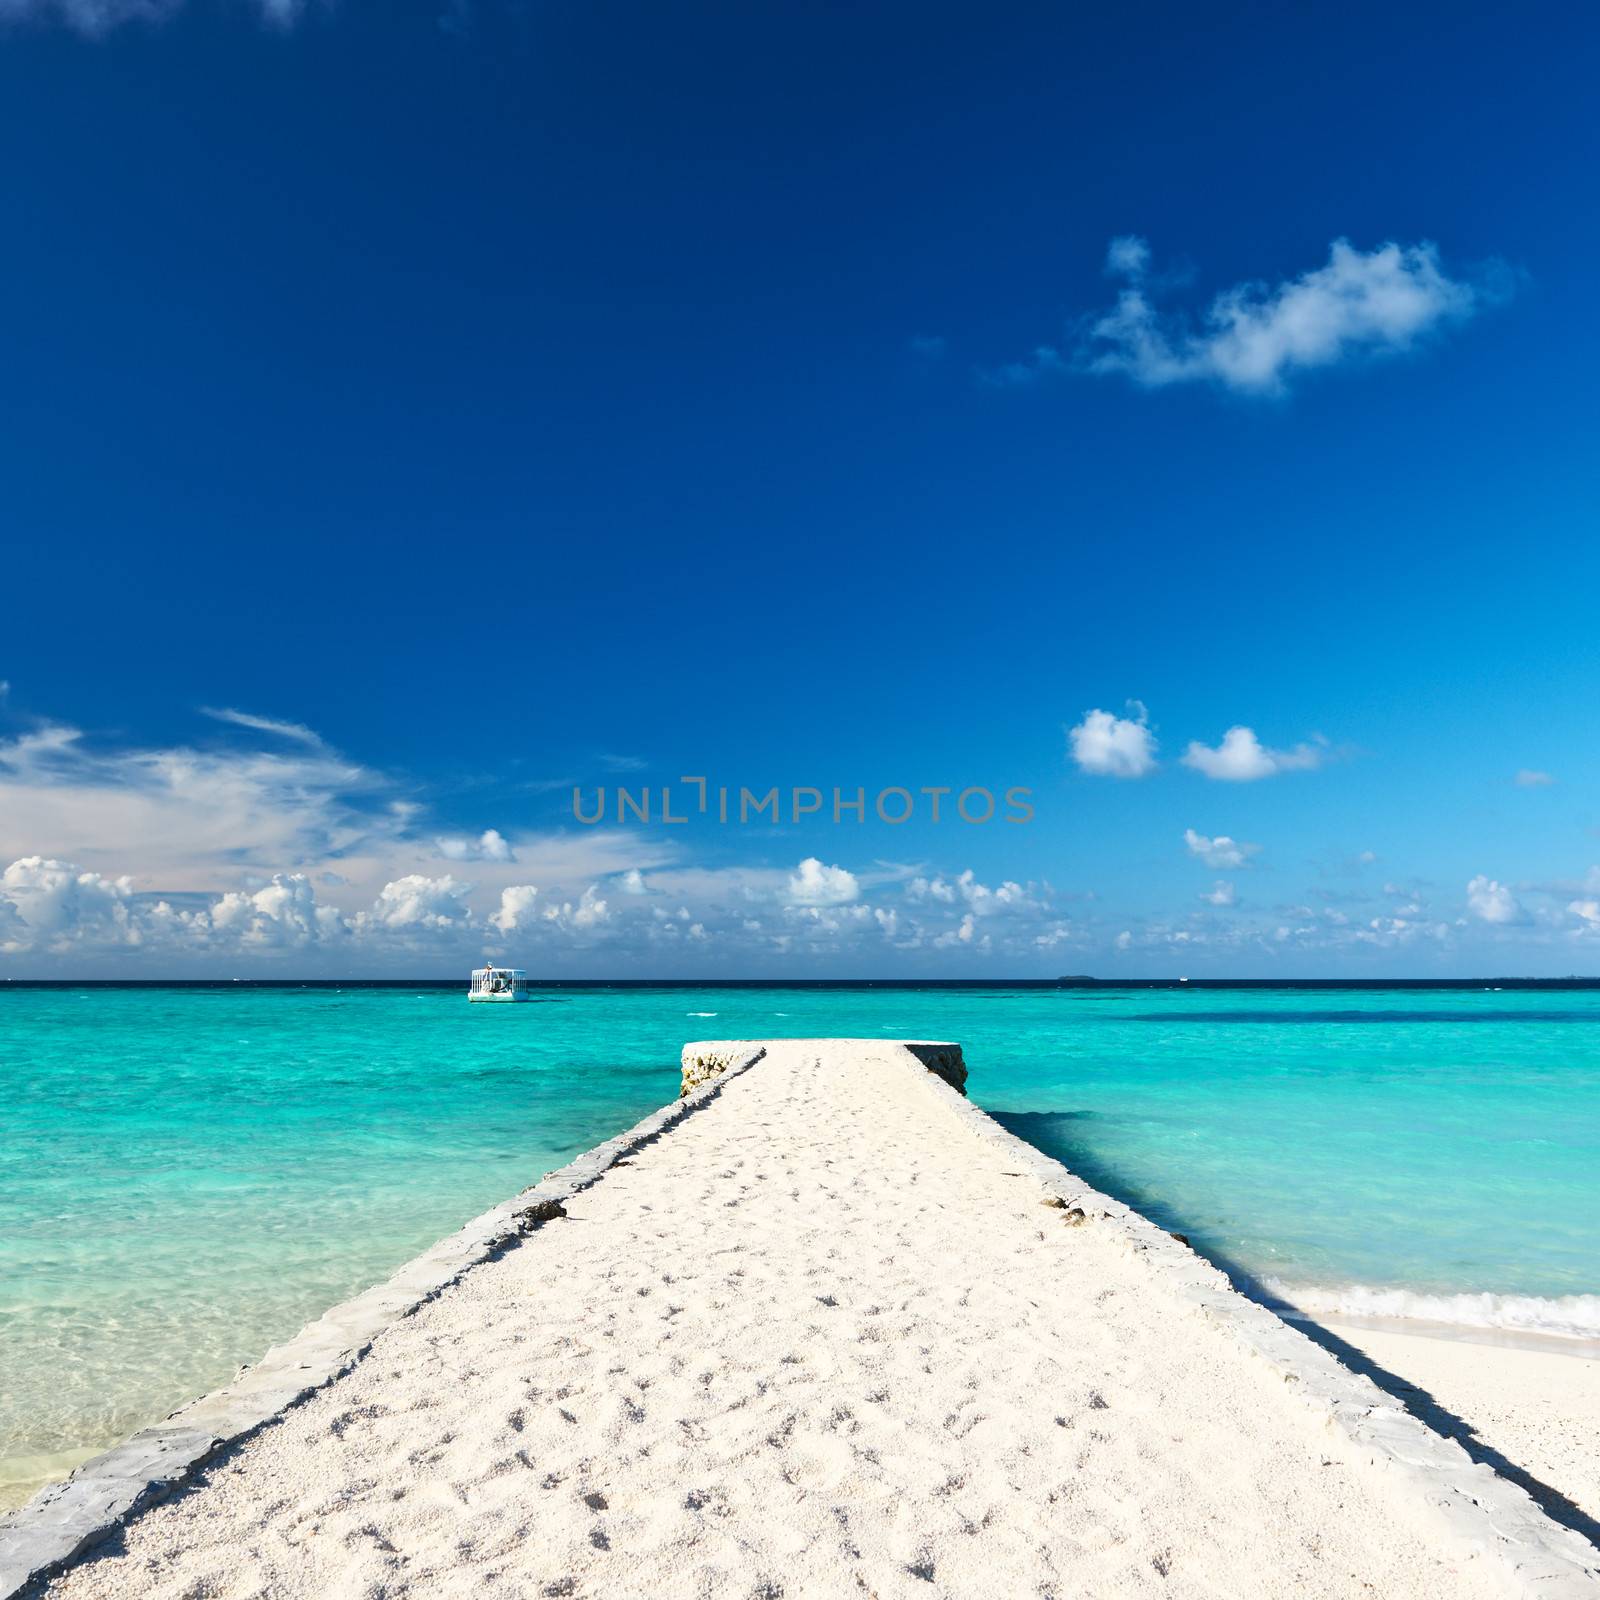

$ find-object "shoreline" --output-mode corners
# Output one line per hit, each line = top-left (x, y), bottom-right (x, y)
(1307, 1314), (1600, 1536)
(4, 1039), (1596, 1597)
(0, 1045), (770, 1598)
(1296, 1309), (1600, 1361)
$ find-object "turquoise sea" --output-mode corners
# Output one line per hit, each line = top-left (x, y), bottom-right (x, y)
(3, 982), (1598, 1508)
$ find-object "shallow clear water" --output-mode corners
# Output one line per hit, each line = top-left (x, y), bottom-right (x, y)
(3, 983), (1597, 1506)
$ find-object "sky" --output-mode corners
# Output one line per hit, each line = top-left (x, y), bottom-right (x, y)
(1, 0), (1598, 976)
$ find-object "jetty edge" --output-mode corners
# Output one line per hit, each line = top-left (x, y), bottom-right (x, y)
(0, 1046), (768, 1599)
(2, 1038), (1596, 1598)
(678, 1041), (1597, 1596)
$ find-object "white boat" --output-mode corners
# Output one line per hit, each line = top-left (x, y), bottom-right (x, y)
(468, 964), (531, 1003)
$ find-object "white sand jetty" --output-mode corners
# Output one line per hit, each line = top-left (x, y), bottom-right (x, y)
(1324, 1320), (1600, 1531)
(4, 1040), (1598, 1599)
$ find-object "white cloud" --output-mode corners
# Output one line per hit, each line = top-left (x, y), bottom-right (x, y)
(1082, 238), (1494, 395)
(0, 0), (305, 33)
(1515, 769), (1556, 788)
(200, 707), (324, 747)
(209, 873), (341, 949)
(1105, 235), (1151, 279)
(0, 720), (389, 892)
(542, 884), (610, 932)
(1201, 881), (1236, 907)
(933, 913), (982, 949)
(0, 856), (347, 955)
(490, 884), (540, 934)
(0, 856), (139, 952)
(1568, 900), (1600, 933)
(357, 875), (474, 933)
(1183, 829), (1258, 869)
(784, 901), (874, 939)
(571, 886), (609, 928)
(1068, 702), (1157, 778)
(5, 708), (1096, 967)
(436, 828), (515, 863)
(0, 713), (673, 933)
(906, 869), (1041, 917)
(786, 857), (859, 907)
(1181, 725), (1323, 781)
(1466, 874), (1521, 925)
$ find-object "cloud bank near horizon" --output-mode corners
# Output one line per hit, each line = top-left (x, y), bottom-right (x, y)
(0, 709), (1073, 967)
(0, 701), (1592, 972)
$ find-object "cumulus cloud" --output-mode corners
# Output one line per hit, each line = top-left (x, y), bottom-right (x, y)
(786, 858), (859, 907)
(0, 0), (306, 34)
(489, 884), (539, 934)
(436, 828), (515, 863)
(541, 884), (610, 932)
(209, 873), (342, 948)
(357, 874), (474, 933)
(0, 856), (139, 951)
(1569, 900), (1600, 934)
(1182, 726), (1323, 781)
(1083, 238), (1497, 395)
(571, 886), (609, 928)
(1068, 702), (1157, 778)
(0, 849), (633, 959)
(1201, 881), (1236, 907)
(1183, 829), (1258, 869)
(933, 913), (981, 950)
(1466, 874), (1521, 924)
(1515, 769), (1556, 788)
(906, 869), (1039, 916)
(0, 857), (349, 955)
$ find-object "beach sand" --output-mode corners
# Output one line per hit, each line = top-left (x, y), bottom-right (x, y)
(1313, 1318), (1600, 1530)
(31, 1042), (1593, 1598)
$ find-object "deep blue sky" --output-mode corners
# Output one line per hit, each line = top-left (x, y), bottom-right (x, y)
(2, 0), (1597, 974)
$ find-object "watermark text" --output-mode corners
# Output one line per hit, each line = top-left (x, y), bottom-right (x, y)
(574, 778), (1034, 826)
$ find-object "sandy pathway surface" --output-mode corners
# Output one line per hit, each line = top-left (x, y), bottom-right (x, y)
(1320, 1319), (1600, 1529)
(45, 1043), (1526, 1599)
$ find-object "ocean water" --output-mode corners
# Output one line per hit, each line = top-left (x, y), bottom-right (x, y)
(3, 982), (1597, 1508)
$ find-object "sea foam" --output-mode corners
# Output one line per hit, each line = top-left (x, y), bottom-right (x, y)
(1264, 1280), (1600, 1341)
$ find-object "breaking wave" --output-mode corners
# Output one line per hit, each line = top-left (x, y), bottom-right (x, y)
(1264, 1280), (1600, 1341)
